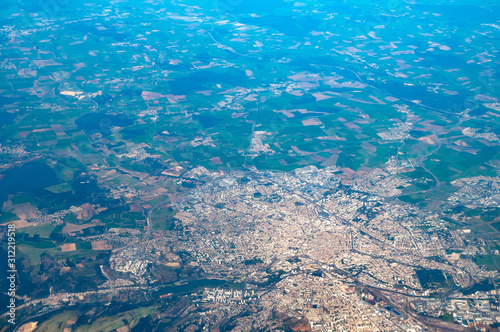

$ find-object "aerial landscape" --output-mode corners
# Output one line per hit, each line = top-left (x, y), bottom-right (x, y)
(0, 0), (500, 330)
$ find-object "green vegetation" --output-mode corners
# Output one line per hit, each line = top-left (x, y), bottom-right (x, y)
(18, 238), (57, 249)
(154, 279), (227, 297)
(76, 241), (93, 250)
(469, 223), (496, 233)
(36, 311), (77, 332)
(45, 183), (72, 193)
(415, 269), (447, 289)
(17, 245), (57, 273)
(398, 194), (426, 204)
(74, 306), (157, 332)
(152, 205), (177, 231)
(457, 206), (500, 223)
(463, 279), (495, 295)
(473, 255), (500, 271)
(11, 194), (34, 204)
(244, 258), (264, 265)
(19, 224), (55, 239)
(491, 222), (500, 231)
(1, 1), (500, 329)
(0, 210), (19, 223)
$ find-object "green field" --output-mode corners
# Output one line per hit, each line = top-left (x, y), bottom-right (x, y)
(474, 255), (500, 272)
(18, 224), (55, 239)
(17, 245), (57, 272)
(74, 306), (157, 332)
(36, 311), (78, 332)
(0, 211), (20, 223)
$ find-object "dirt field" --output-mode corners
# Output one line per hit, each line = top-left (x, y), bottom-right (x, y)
(91, 240), (112, 250)
(60, 243), (76, 252)
(62, 222), (103, 234)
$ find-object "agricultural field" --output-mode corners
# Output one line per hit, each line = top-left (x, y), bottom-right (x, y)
(0, 0), (499, 330)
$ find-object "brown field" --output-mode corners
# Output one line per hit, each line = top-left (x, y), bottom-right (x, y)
(418, 135), (438, 145)
(91, 240), (112, 250)
(17, 322), (38, 332)
(302, 118), (323, 126)
(60, 243), (76, 252)
(62, 222), (103, 234)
